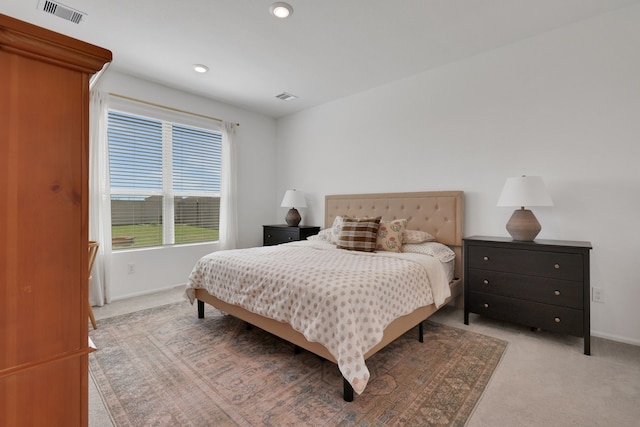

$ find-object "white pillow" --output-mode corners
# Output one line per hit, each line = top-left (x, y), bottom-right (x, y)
(402, 242), (455, 262)
(403, 229), (436, 244)
(308, 229), (332, 243)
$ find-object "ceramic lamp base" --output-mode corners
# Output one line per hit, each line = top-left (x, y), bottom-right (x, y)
(506, 208), (541, 241)
(285, 208), (301, 226)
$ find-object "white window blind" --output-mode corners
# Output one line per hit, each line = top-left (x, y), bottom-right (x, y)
(108, 108), (221, 250)
(172, 123), (221, 245)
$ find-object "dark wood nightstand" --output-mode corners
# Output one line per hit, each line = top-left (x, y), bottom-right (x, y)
(263, 225), (321, 246)
(463, 236), (592, 354)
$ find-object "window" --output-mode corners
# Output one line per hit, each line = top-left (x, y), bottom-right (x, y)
(108, 108), (221, 249)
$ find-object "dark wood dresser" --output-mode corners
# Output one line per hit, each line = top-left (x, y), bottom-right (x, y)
(463, 236), (592, 354)
(263, 225), (321, 246)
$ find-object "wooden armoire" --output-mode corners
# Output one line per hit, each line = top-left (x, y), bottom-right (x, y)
(0, 15), (111, 426)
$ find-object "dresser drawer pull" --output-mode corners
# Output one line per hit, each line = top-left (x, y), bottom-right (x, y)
(288, 236), (293, 240)
(554, 290), (561, 296)
(554, 317), (561, 323)
(483, 279), (489, 285)
(482, 303), (489, 308)
(554, 263), (560, 269)
(267, 234), (272, 238)
(483, 256), (489, 261)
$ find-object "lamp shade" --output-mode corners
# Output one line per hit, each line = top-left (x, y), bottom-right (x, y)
(280, 189), (307, 208)
(497, 176), (553, 208)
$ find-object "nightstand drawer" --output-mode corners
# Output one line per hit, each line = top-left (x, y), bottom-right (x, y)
(468, 292), (583, 336)
(467, 269), (583, 309)
(263, 225), (321, 246)
(467, 246), (583, 281)
(264, 228), (298, 245)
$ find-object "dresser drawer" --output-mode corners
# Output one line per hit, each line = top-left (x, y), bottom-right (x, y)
(467, 245), (583, 281)
(468, 292), (583, 336)
(467, 269), (583, 309)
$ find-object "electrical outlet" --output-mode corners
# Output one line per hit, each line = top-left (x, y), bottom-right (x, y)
(127, 263), (136, 274)
(592, 287), (604, 303)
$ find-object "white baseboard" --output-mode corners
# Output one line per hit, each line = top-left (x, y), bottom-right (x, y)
(110, 283), (185, 302)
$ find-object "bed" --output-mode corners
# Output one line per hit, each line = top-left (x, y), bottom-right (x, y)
(185, 191), (464, 401)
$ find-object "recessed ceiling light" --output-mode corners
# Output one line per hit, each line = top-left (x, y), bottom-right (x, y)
(270, 2), (293, 18)
(193, 64), (209, 73)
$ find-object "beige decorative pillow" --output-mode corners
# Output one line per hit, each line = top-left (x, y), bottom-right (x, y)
(403, 229), (436, 244)
(337, 216), (381, 252)
(377, 219), (408, 253)
(329, 215), (350, 245)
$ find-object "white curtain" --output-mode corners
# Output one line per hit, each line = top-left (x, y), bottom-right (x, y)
(88, 91), (113, 306)
(219, 121), (238, 250)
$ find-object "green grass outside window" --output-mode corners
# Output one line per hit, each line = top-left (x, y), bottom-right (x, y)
(112, 224), (219, 248)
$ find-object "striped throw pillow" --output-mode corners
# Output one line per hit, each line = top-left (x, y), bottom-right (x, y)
(337, 216), (382, 252)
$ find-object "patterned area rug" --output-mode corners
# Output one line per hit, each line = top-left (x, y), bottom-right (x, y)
(89, 301), (506, 426)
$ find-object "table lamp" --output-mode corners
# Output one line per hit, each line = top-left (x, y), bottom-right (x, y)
(281, 189), (306, 226)
(497, 175), (553, 241)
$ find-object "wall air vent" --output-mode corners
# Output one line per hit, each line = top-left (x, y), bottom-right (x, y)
(38, 0), (86, 24)
(275, 92), (298, 102)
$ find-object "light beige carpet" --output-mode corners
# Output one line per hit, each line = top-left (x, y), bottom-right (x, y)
(89, 301), (506, 426)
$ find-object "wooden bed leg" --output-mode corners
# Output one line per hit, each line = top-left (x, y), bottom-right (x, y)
(197, 300), (205, 319)
(343, 377), (354, 402)
(455, 286), (464, 309)
(419, 321), (424, 343)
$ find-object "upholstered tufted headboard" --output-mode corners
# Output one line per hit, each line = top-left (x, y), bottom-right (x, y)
(325, 191), (464, 280)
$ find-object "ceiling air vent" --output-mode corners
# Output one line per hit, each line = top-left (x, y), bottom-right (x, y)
(38, 0), (86, 24)
(275, 92), (298, 102)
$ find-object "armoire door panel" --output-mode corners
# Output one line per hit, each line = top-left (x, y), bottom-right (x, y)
(0, 354), (88, 426)
(1, 52), (85, 369)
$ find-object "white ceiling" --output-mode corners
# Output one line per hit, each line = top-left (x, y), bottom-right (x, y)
(4, 0), (639, 118)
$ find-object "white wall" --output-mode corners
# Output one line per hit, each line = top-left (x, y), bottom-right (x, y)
(275, 5), (640, 345)
(96, 71), (278, 300)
